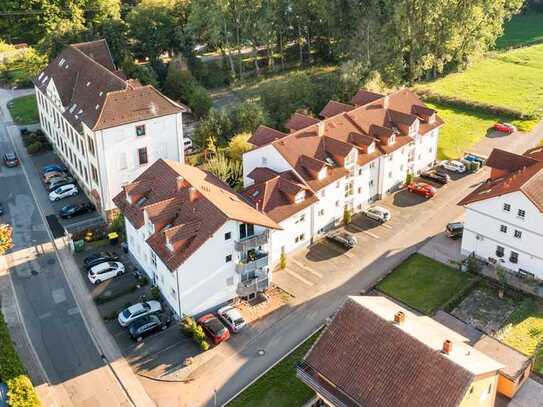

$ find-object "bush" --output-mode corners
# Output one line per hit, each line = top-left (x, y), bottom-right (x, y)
(405, 172), (414, 185)
(194, 109), (232, 147)
(149, 286), (161, 301)
(230, 101), (267, 135)
(180, 315), (210, 350)
(343, 208), (352, 225)
(199, 340), (210, 351)
(227, 133), (252, 161)
(7, 375), (40, 407)
(279, 252), (287, 270)
(26, 141), (43, 155)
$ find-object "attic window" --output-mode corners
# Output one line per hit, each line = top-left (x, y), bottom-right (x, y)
(38, 72), (44, 80)
(95, 104), (100, 110)
(77, 109), (83, 115)
(136, 124), (146, 137)
(58, 58), (65, 66)
(251, 190), (260, 197)
(135, 196), (148, 207)
(65, 64), (69, 69)
(69, 104), (77, 113)
(99, 91), (103, 96)
(295, 190), (305, 204)
(324, 157), (335, 166)
(367, 143), (375, 154)
(86, 81), (91, 87)
(318, 166), (327, 180)
(388, 135), (396, 145)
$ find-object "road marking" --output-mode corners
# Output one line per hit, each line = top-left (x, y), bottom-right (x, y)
(38, 312), (52, 319)
(347, 224), (365, 233)
(291, 259), (323, 278)
(363, 230), (379, 239)
(285, 268), (314, 286)
(343, 251), (354, 259)
(381, 223), (393, 230)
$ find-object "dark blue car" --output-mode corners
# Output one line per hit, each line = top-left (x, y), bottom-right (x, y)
(42, 164), (67, 175)
(0, 382), (8, 407)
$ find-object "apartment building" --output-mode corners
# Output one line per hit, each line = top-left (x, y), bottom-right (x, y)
(34, 39), (186, 220)
(297, 296), (504, 407)
(113, 159), (279, 317)
(242, 89), (442, 265)
(459, 147), (543, 280)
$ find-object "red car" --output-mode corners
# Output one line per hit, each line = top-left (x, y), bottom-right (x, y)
(407, 182), (436, 198)
(197, 314), (230, 345)
(493, 122), (516, 134)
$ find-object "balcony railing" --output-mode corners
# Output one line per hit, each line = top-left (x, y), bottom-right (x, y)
(235, 230), (269, 252)
(235, 253), (269, 274)
(237, 275), (270, 297)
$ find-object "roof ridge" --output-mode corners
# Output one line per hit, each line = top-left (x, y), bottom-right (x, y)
(69, 44), (126, 88)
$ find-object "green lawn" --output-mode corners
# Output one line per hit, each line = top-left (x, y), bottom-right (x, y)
(417, 44), (543, 118)
(7, 94), (39, 125)
(496, 12), (543, 50)
(377, 254), (476, 315)
(498, 299), (543, 374)
(228, 332), (319, 407)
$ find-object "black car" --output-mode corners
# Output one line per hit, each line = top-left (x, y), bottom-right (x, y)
(326, 232), (358, 249)
(128, 314), (171, 341)
(3, 152), (19, 167)
(59, 203), (95, 219)
(48, 177), (76, 191)
(84, 251), (119, 269)
(446, 222), (464, 239)
(420, 170), (450, 185)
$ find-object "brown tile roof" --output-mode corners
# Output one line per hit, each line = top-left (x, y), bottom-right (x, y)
(284, 112), (320, 131)
(351, 89), (383, 106)
(113, 160), (279, 271)
(242, 170), (318, 222)
(303, 298), (477, 407)
(459, 148), (543, 212)
(34, 40), (184, 132)
(248, 126), (288, 147)
(319, 100), (354, 118)
(524, 145), (543, 161)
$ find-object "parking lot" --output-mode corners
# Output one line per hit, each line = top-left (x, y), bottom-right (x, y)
(273, 167), (473, 299)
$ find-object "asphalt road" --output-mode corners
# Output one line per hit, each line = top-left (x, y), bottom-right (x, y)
(0, 91), (131, 406)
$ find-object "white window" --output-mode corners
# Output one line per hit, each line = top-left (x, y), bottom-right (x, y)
(295, 190), (305, 204)
(358, 168), (362, 176)
(514, 230), (522, 239)
(295, 213), (306, 224)
(518, 209), (526, 219)
(261, 157), (267, 165)
(503, 203), (511, 212)
(335, 200), (340, 207)
(336, 181), (340, 188)
(225, 254), (232, 263)
(318, 209), (325, 216)
(370, 162), (376, 169)
(388, 171), (393, 179)
(500, 225), (507, 233)
(225, 232), (231, 240)
(320, 189), (326, 198)
(294, 234), (305, 243)
(369, 180), (374, 187)
(388, 155), (393, 162)
(150, 251), (157, 268)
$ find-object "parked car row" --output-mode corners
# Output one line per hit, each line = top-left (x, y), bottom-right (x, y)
(83, 251), (124, 284)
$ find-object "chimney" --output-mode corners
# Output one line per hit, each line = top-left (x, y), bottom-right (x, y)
(442, 340), (453, 355)
(317, 120), (325, 137)
(176, 176), (185, 191)
(394, 311), (405, 325)
(188, 186), (199, 202)
(383, 95), (389, 109)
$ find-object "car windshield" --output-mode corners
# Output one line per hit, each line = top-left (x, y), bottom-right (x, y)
(206, 318), (226, 335)
(233, 318), (244, 325)
(122, 309), (132, 318)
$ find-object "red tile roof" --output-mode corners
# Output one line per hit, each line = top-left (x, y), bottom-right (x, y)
(319, 100), (354, 118)
(242, 169), (318, 222)
(459, 148), (543, 212)
(113, 160), (279, 271)
(248, 126), (288, 147)
(351, 89), (383, 106)
(284, 112), (320, 131)
(34, 40), (185, 132)
(302, 298), (475, 407)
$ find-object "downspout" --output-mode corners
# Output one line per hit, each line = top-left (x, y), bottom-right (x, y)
(176, 269), (182, 318)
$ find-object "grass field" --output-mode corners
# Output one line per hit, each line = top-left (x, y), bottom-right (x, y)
(499, 299), (543, 374)
(418, 44), (543, 119)
(7, 94), (39, 125)
(377, 254), (476, 315)
(496, 12), (543, 50)
(228, 332), (319, 407)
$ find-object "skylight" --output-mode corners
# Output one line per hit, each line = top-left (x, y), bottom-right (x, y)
(135, 196), (148, 207)
(252, 190), (260, 197)
(58, 58), (65, 66)
(324, 157), (335, 166)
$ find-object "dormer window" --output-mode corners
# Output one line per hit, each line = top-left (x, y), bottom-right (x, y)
(136, 124), (146, 137)
(367, 143), (375, 154)
(388, 134), (396, 145)
(318, 167), (327, 180)
(344, 150), (356, 168)
(295, 190), (305, 204)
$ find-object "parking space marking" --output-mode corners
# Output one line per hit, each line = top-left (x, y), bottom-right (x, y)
(363, 230), (379, 239)
(380, 223), (393, 230)
(285, 268), (314, 286)
(291, 259), (323, 278)
(347, 223), (365, 233)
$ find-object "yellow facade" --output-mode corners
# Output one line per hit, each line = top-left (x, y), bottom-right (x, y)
(459, 372), (499, 407)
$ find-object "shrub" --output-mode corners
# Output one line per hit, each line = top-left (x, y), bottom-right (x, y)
(405, 172), (414, 185)
(149, 286), (161, 301)
(26, 141), (43, 155)
(230, 101), (267, 135)
(7, 375), (40, 407)
(192, 324), (206, 342)
(194, 109), (232, 147)
(343, 208), (352, 225)
(199, 340), (210, 351)
(279, 252), (287, 270)
(227, 133), (252, 161)
(180, 315), (196, 336)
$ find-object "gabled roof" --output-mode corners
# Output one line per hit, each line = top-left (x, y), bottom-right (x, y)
(301, 296), (502, 407)
(34, 40), (185, 132)
(284, 112), (320, 131)
(459, 148), (543, 212)
(351, 89), (383, 106)
(113, 160), (279, 271)
(319, 100), (354, 118)
(242, 169), (318, 222)
(248, 126), (288, 147)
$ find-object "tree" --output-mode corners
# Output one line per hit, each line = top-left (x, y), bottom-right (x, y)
(204, 152), (242, 189)
(496, 265), (508, 298)
(194, 109), (232, 147)
(122, 61), (159, 87)
(227, 133), (252, 161)
(163, 65), (211, 118)
(0, 224), (13, 255)
(230, 101), (267, 135)
(343, 208), (352, 225)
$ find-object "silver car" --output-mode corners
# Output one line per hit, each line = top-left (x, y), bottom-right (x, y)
(217, 305), (246, 333)
(118, 300), (162, 327)
(363, 206), (391, 223)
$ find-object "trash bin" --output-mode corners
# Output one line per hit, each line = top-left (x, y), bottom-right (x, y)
(108, 232), (119, 246)
(74, 239), (85, 253)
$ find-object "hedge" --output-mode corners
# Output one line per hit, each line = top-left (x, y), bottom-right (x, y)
(0, 312), (40, 406)
(415, 89), (539, 120)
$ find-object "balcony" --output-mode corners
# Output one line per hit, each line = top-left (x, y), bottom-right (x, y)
(237, 274), (270, 297)
(235, 230), (269, 252)
(235, 252), (269, 274)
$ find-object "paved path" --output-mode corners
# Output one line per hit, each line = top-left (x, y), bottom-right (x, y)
(138, 120), (543, 406)
(0, 88), (154, 407)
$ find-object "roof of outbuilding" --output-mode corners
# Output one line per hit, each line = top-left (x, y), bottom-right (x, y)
(34, 40), (185, 132)
(113, 160), (279, 271)
(302, 297), (502, 407)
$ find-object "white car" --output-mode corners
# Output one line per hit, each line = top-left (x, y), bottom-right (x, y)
(363, 206), (391, 223)
(441, 160), (466, 173)
(117, 300), (162, 327)
(49, 184), (78, 201)
(183, 138), (193, 151)
(88, 261), (125, 284)
(217, 305), (246, 333)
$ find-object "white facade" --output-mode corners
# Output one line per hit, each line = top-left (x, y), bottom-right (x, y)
(244, 128), (440, 263)
(126, 216), (272, 317)
(35, 83), (184, 219)
(461, 191), (543, 279)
